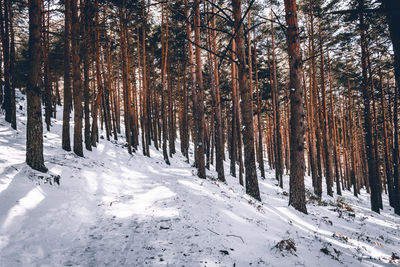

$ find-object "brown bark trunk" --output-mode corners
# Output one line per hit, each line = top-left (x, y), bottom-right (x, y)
(62, 0), (72, 151)
(284, 0), (307, 213)
(380, 73), (394, 206)
(42, 2), (52, 132)
(358, 0), (380, 213)
(119, 1), (132, 154)
(271, 13), (283, 187)
(251, 15), (265, 179)
(232, 0), (260, 200)
(161, 4), (170, 165)
(185, 0), (196, 166)
(142, 3), (150, 157)
(309, 3), (322, 198)
(9, 1), (15, 129)
(26, 0), (47, 172)
(327, 52), (341, 195)
(82, 0), (92, 151)
(230, 36), (238, 178)
(193, 0), (206, 178)
(1, 0), (11, 124)
(209, 0), (225, 182)
(380, 0), (400, 215)
(318, 29), (333, 196)
(71, 0), (83, 157)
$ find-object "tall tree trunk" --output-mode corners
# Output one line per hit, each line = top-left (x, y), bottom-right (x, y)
(318, 29), (333, 197)
(1, 0), (11, 123)
(309, 2), (323, 198)
(62, 0), (72, 151)
(0, 0), (4, 105)
(284, 0), (307, 214)
(82, 0), (92, 151)
(161, 3), (170, 165)
(150, 46), (159, 149)
(9, 1), (15, 129)
(380, 0), (400, 215)
(26, 0), (47, 172)
(271, 12), (283, 187)
(119, 1), (132, 154)
(182, 63), (189, 161)
(185, 0), (196, 165)
(142, 2), (150, 157)
(42, 2), (52, 132)
(91, 2), (101, 147)
(71, 0), (83, 157)
(327, 52), (341, 195)
(232, 0), (260, 200)
(347, 80), (358, 196)
(251, 15), (265, 179)
(380, 73), (394, 206)
(210, 0), (225, 182)
(358, 0), (380, 213)
(193, 0), (206, 178)
(168, 59), (175, 158)
(393, 79), (400, 214)
(230, 36), (237, 178)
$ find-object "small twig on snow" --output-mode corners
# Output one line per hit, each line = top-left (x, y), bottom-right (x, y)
(226, 234), (245, 243)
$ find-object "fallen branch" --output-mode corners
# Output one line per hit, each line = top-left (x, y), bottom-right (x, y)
(207, 228), (220, 235)
(226, 234), (244, 243)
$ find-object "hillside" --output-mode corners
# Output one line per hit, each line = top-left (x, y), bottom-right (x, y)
(0, 96), (399, 266)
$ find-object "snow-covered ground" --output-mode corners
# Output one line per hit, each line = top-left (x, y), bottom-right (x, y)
(0, 94), (399, 266)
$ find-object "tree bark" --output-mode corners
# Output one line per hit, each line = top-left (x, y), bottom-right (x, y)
(119, 1), (132, 154)
(284, 0), (307, 214)
(9, 1), (15, 130)
(358, 0), (380, 213)
(210, 0), (225, 182)
(318, 29), (333, 197)
(193, 0), (206, 178)
(271, 12), (283, 187)
(62, 0), (72, 151)
(26, 0), (47, 172)
(232, 0), (260, 200)
(161, 3), (170, 165)
(71, 0), (83, 157)
(82, 0), (92, 151)
(1, 0), (11, 124)
(380, 0), (400, 215)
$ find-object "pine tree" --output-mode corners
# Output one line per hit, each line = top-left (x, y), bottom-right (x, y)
(284, 0), (307, 214)
(26, 0), (46, 172)
(232, 0), (261, 201)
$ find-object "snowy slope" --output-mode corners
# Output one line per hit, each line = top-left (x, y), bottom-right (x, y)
(0, 94), (399, 267)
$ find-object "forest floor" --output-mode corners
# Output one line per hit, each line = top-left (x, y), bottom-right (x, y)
(0, 94), (399, 267)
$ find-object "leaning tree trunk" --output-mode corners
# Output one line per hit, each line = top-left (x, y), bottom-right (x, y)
(284, 0), (307, 214)
(232, 0), (261, 201)
(26, 0), (47, 173)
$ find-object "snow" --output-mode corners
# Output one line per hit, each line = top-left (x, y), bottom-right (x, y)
(0, 93), (399, 266)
